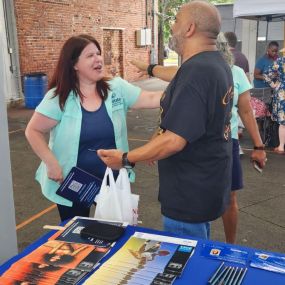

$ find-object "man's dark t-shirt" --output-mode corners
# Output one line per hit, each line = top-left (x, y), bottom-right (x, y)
(158, 51), (233, 223)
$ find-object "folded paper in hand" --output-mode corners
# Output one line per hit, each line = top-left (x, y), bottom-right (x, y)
(56, 167), (102, 208)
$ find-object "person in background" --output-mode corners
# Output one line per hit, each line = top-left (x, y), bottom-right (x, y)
(224, 31), (249, 79)
(254, 41), (279, 88)
(98, 1), (233, 240)
(25, 34), (163, 222)
(217, 34), (266, 244)
(264, 50), (285, 153)
(130, 32), (267, 244)
(224, 31), (250, 153)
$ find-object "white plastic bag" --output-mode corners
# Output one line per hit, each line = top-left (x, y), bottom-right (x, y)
(94, 168), (139, 225)
(94, 167), (123, 222)
(116, 168), (139, 225)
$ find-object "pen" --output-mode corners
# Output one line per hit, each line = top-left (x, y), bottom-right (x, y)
(211, 266), (228, 285)
(232, 267), (244, 285)
(208, 262), (225, 284)
(236, 268), (248, 285)
(218, 266), (232, 285)
(224, 266), (235, 285)
(228, 266), (239, 285)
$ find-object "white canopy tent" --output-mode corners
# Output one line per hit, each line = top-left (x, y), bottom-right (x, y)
(233, 0), (285, 78)
(233, 0), (285, 21)
(233, 0), (285, 47)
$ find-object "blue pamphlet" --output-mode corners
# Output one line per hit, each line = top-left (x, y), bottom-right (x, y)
(56, 167), (102, 208)
(200, 243), (249, 265)
(250, 251), (285, 274)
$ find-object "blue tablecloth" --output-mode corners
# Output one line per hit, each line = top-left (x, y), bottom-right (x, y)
(0, 225), (284, 284)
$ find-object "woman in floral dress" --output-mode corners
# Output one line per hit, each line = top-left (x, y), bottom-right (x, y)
(264, 55), (285, 153)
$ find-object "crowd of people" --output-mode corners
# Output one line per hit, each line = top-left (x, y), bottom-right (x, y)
(25, 0), (283, 246)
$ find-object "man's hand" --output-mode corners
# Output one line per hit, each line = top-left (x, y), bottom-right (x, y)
(97, 149), (123, 169)
(130, 60), (148, 78)
(251, 150), (267, 169)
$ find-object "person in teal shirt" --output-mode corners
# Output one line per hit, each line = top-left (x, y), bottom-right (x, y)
(25, 34), (162, 221)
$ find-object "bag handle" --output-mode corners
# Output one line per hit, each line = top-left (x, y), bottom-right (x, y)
(100, 167), (116, 193)
(107, 167), (116, 190)
(116, 168), (131, 194)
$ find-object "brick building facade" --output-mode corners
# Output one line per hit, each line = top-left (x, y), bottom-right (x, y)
(13, 0), (156, 82)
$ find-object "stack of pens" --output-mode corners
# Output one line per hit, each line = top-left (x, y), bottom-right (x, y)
(207, 262), (248, 285)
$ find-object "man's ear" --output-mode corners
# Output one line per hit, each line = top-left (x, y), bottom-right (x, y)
(185, 22), (195, 38)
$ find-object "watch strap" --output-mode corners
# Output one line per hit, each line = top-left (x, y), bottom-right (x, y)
(253, 145), (265, 150)
(122, 152), (135, 168)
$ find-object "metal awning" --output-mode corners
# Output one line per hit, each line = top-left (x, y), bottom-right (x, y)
(233, 0), (285, 21)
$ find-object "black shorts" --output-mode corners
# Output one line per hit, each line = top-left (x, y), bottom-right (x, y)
(231, 139), (243, 191)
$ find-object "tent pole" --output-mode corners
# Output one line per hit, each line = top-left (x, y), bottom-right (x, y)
(234, 18), (237, 33)
(283, 21), (285, 54)
(265, 20), (269, 45)
(256, 19), (259, 61)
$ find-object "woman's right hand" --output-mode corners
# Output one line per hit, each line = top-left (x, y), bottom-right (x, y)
(46, 160), (64, 184)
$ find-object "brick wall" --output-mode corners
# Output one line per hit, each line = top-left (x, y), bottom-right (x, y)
(14, 0), (154, 82)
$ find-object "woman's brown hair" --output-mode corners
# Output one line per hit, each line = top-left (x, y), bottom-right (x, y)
(49, 34), (110, 110)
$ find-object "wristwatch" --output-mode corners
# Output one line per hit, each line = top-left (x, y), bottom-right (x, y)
(122, 152), (135, 169)
(253, 145), (265, 150)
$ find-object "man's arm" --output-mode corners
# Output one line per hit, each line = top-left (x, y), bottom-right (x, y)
(237, 91), (267, 168)
(131, 90), (163, 109)
(97, 130), (187, 169)
(254, 68), (264, 81)
(131, 60), (178, 82)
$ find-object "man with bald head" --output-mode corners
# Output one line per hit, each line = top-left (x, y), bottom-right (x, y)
(98, 1), (233, 239)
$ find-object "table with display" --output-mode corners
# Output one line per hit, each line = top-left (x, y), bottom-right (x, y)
(0, 225), (284, 284)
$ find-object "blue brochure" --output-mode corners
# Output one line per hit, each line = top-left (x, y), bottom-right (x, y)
(56, 167), (102, 208)
(200, 243), (249, 265)
(250, 251), (285, 274)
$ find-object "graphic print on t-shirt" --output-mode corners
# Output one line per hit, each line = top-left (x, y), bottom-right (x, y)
(222, 85), (234, 141)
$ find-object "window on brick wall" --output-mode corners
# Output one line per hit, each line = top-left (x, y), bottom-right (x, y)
(103, 29), (124, 78)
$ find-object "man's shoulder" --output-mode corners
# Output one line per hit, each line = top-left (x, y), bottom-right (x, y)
(182, 51), (227, 72)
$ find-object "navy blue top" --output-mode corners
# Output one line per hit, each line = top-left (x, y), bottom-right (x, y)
(77, 103), (116, 179)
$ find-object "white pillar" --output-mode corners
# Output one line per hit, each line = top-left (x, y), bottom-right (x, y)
(151, 0), (158, 64)
(241, 19), (257, 82)
(0, 32), (18, 264)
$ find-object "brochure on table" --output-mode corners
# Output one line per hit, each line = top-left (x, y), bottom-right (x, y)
(83, 232), (197, 285)
(0, 217), (126, 285)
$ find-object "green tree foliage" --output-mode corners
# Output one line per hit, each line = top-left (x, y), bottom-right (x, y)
(160, 0), (233, 43)
(157, 0), (233, 64)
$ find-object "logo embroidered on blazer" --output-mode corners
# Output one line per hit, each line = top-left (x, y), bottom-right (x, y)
(111, 92), (123, 108)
